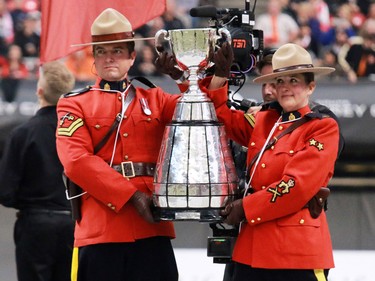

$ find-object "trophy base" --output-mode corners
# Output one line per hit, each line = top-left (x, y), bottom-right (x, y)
(152, 207), (224, 222)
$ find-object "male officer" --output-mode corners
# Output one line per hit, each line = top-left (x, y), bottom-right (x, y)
(56, 8), (232, 281)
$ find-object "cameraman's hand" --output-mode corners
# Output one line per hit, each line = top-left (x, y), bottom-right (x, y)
(130, 190), (155, 223)
(220, 199), (245, 226)
(155, 46), (184, 80)
(246, 105), (262, 115)
(214, 42), (234, 78)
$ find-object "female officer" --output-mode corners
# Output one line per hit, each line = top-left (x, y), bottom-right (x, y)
(204, 42), (339, 281)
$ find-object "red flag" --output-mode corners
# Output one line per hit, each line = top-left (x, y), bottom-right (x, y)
(40, 0), (166, 63)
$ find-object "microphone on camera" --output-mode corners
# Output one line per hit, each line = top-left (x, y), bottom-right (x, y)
(190, 6), (236, 18)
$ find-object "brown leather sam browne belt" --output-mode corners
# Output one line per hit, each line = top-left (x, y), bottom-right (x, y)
(112, 161), (156, 178)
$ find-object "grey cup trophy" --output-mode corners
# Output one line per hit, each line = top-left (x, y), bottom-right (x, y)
(153, 28), (238, 222)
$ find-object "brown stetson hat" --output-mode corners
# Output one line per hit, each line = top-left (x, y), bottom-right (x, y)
(72, 8), (154, 47)
(253, 43), (335, 83)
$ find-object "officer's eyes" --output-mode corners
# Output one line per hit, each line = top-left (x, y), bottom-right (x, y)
(276, 78), (299, 85)
(95, 49), (126, 57)
(113, 49), (124, 55)
(95, 49), (105, 56)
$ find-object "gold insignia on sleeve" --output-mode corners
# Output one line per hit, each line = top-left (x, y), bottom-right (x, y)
(267, 178), (295, 203)
(309, 138), (324, 151)
(60, 112), (74, 126)
(58, 118), (84, 136)
(58, 113), (84, 137)
(244, 113), (255, 128)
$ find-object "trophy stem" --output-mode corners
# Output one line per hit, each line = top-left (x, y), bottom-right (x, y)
(180, 67), (210, 103)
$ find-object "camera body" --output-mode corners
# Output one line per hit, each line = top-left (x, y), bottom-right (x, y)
(216, 9), (264, 73)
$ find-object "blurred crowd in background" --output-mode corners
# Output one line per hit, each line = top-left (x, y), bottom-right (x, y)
(0, 0), (374, 103)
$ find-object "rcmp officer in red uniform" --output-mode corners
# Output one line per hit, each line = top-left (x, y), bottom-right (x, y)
(56, 8), (230, 281)
(205, 43), (340, 281)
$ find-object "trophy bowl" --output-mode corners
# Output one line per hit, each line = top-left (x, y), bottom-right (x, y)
(166, 28), (215, 72)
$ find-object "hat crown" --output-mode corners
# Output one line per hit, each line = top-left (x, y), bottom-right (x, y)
(72, 8), (154, 47)
(252, 43), (335, 84)
(91, 8), (133, 36)
(272, 43), (313, 71)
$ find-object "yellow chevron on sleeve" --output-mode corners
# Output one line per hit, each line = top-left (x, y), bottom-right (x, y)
(57, 118), (84, 137)
(244, 113), (255, 128)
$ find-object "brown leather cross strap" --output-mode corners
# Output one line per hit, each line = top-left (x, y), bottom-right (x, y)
(93, 77), (156, 154)
(112, 162), (156, 177)
(246, 117), (310, 182)
(93, 86), (135, 154)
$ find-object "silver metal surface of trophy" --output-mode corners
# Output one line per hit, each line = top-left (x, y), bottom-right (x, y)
(153, 28), (238, 222)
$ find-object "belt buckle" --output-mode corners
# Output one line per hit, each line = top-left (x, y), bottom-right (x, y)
(121, 161), (135, 178)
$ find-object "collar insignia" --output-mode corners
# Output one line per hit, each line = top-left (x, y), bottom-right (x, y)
(99, 79), (128, 91)
(281, 111), (301, 122)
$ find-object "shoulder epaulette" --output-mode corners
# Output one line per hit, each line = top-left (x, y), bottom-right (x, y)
(130, 76), (157, 88)
(310, 103), (339, 121)
(305, 111), (326, 120)
(63, 86), (92, 98)
(261, 101), (282, 113)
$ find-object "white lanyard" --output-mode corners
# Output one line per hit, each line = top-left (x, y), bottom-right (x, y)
(109, 84), (134, 166)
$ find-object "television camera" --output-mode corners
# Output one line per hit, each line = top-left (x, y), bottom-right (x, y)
(190, 0), (264, 264)
(190, 0), (263, 75)
(190, 0), (264, 112)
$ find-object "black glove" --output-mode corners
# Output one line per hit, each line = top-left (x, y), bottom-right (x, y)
(220, 199), (245, 226)
(130, 190), (154, 223)
(155, 46), (184, 80)
(214, 42), (234, 78)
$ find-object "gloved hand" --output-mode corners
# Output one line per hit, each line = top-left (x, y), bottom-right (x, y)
(220, 199), (245, 226)
(155, 46), (184, 80)
(213, 42), (234, 78)
(130, 190), (155, 223)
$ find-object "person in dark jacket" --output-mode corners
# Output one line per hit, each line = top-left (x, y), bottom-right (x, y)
(0, 60), (75, 281)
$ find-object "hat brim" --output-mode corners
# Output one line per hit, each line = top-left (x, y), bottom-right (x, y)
(71, 36), (155, 47)
(253, 67), (335, 83)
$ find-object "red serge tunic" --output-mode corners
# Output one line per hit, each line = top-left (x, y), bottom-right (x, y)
(56, 79), (178, 247)
(202, 80), (339, 269)
(56, 78), (226, 247)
